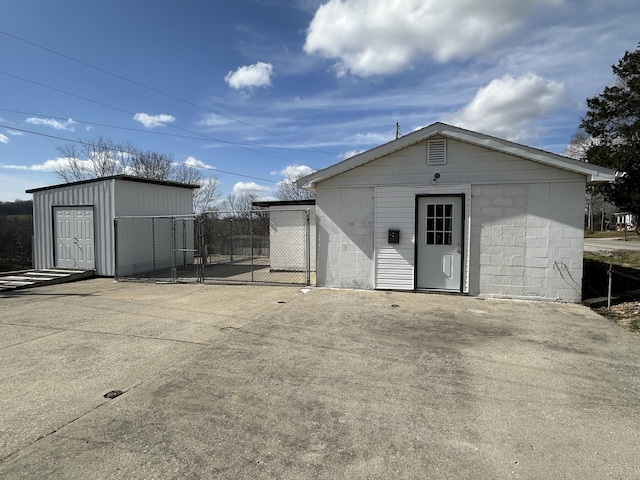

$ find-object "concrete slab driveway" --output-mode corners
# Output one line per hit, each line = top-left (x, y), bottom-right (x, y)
(1, 279), (639, 479)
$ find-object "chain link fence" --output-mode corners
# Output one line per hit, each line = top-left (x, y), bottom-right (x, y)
(114, 215), (198, 281)
(115, 209), (312, 285)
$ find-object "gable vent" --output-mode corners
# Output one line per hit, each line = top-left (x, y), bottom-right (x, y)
(427, 139), (447, 165)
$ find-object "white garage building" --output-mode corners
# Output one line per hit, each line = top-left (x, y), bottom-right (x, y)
(298, 122), (618, 302)
(27, 175), (197, 276)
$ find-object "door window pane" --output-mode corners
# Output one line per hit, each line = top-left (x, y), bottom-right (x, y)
(425, 202), (454, 245)
(427, 204), (434, 217)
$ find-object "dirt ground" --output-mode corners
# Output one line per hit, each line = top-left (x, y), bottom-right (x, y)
(595, 301), (640, 334)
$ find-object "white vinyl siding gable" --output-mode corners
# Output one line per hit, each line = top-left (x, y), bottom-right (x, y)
(319, 139), (584, 188)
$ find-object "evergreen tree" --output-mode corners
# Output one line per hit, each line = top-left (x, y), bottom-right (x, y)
(580, 43), (640, 216)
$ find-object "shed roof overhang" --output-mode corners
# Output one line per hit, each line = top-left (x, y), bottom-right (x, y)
(297, 122), (620, 190)
(26, 174), (200, 194)
(252, 199), (316, 208)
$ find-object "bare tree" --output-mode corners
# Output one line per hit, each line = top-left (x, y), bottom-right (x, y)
(55, 137), (127, 182)
(274, 173), (315, 201)
(54, 137), (221, 213)
(565, 130), (616, 230)
(171, 163), (221, 213)
(564, 129), (594, 161)
(220, 192), (259, 215)
(192, 177), (222, 213)
(129, 149), (174, 180)
(54, 143), (92, 182)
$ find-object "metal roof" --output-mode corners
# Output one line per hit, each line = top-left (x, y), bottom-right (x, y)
(26, 174), (200, 194)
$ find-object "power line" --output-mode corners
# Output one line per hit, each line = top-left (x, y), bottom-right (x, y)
(0, 107), (324, 153)
(0, 69), (290, 162)
(0, 29), (337, 155)
(0, 123), (278, 184)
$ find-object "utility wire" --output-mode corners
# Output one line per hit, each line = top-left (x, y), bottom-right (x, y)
(0, 123), (278, 184)
(0, 69), (289, 162)
(0, 29), (336, 155)
(0, 107), (322, 152)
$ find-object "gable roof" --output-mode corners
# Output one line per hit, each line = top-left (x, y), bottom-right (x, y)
(26, 174), (200, 194)
(297, 122), (619, 189)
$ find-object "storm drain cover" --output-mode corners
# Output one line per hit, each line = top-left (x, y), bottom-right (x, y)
(103, 390), (124, 399)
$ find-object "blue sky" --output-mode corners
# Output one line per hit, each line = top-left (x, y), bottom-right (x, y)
(0, 0), (637, 202)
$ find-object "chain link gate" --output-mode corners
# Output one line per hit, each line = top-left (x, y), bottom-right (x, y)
(115, 209), (311, 285)
(114, 215), (199, 282)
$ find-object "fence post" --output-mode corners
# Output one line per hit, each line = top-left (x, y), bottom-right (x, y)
(198, 215), (204, 283)
(171, 217), (177, 283)
(230, 217), (234, 263)
(182, 218), (187, 266)
(114, 217), (119, 280)
(250, 211), (254, 281)
(306, 208), (311, 286)
(152, 217), (156, 271)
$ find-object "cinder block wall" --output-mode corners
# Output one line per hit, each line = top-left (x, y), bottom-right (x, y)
(470, 181), (585, 302)
(315, 187), (375, 289)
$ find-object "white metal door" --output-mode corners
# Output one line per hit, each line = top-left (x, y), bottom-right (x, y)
(416, 196), (463, 291)
(54, 207), (95, 270)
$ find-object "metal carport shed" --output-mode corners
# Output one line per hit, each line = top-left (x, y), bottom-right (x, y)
(27, 175), (198, 276)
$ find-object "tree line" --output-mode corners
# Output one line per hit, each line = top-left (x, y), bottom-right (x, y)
(0, 200), (33, 216)
(0, 200), (33, 271)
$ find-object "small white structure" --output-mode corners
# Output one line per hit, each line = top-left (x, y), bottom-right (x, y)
(27, 175), (197, 276)
(298, 122), (619, 302)
(252, 200), (316, 272)
(615, 212), (636, 231)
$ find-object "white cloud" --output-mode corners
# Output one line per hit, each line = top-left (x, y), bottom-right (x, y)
(442, 73), (568, 142)
(26, 117), (76, 131)
(198, 114), (235, 128)
(7, 130), (24, 136)
(0, 157), (89, 172)
(341, 149), (365, 160)
(133, 113), (176, 128)
(184, 156), (215, 169)
(225, 62), (274, 90)
(349, 132), (390, 144)
(0, 134), (8, 144)
(232, 181), (272, 195)
(304, 0), (563, 77)
(274, 164), (315, 180)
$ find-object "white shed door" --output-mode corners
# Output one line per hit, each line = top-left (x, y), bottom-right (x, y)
(54, 207), (95, 270)
(416, 196), (463, 291)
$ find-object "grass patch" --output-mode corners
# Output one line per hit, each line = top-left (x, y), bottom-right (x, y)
(585, 230), (640, 240)
(583, 250), (640, 299)
(584, 250), (640, 269)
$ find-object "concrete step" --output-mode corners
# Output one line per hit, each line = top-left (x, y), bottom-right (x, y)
(0, 269), (95, 291)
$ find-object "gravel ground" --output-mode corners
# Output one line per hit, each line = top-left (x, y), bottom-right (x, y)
(595, 301), (640, 334)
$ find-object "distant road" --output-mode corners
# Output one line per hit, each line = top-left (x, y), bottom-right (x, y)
(584, 237), (640, 252)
